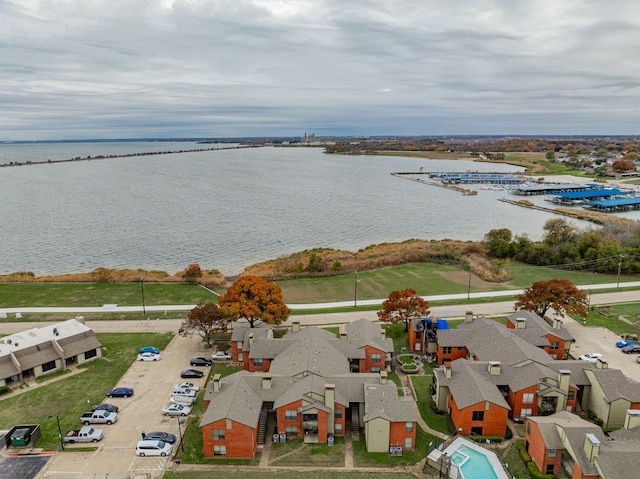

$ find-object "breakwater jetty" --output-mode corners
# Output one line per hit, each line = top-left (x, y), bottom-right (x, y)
(391, 172), (477, 195)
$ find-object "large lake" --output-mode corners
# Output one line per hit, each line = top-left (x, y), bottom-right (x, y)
(0, 141), (603, 276)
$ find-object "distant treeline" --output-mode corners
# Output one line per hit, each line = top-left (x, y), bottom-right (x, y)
(324, 137), (640, 155)
(484, 218), (640, 274)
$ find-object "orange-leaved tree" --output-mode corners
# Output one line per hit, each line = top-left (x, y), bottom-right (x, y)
(377, 288), (430, 332)
(514, 279), (588, 318)
(186, 303), (231, 348)
(218, 275), (290, 328)
(182, 263), (203, 283)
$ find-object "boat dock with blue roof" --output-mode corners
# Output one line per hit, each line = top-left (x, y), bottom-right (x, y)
(427, 172), (525, 185)
(545, 188), (630, 205)
(584, 196), (640, 212)
(512, 183), (596, 195)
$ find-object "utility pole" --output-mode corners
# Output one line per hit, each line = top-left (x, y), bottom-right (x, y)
(140, 277), (146, 315)
(616, 255), (623, 288)
(354, 270), (359, 308)
(467, 264), (472, 300)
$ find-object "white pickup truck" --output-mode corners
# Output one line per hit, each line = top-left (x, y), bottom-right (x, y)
(63, 426), (104, 443)
(80, 410), (118, 425)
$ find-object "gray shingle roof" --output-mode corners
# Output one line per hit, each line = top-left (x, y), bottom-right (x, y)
(448, 317), (554, 365)
(363, 383), (417, 423)
(436, 359), (511, 410)
(586, 368), (640, 403)
(528, 412), (605, 477)
(269, 333), (351, 377)
(507, 310), (573, 342)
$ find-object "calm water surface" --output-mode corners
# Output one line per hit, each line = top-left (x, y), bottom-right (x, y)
(0, 142), (600, 276)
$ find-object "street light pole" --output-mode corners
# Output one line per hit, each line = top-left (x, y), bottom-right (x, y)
(140, 277), (146, 315)
(354, 270), (358, 308)
(57, 415), (64, 451)
(176, 416), (184, 453)
(616, 255), (623, 288)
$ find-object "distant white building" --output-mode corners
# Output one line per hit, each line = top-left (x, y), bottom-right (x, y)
(0, 319), (102, 387)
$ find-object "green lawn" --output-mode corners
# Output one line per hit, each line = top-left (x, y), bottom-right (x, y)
(352, 427), (434, 467)
(410, 376), (455, 435)
(0, 332), (173, 450)
(0, 282), (219, 308)
(568, 301), (640, 336)
(165, 472), (417, 479)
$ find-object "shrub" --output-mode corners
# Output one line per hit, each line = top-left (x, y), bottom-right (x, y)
(0, 385), (10, 396)
(527, 460), (554, 479)
(517, 439), (532, 463)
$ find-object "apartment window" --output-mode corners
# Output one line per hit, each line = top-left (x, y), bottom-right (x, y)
(213, 445), (226, 456)
(546, 465), (555, 475)
(285, 426), (298, 437)
(568, 391), (575, 400)
(335, 423), (343, 434)
(522, 393), (534, 404)
(371, 353), (381, 362)
(253, 358), (263, 366)
(285, 410), (297, 421)
(42, 360), (56, 372)
(84, 349), (97, 359)
(237, 352), (243, 361)
(521, 408), (533, 418)
(335, 408), (342, 419)
(237, 341), (243, 348)
(527, 423), (531, 435)
(405, 437), (413, 449)
(371, 366), (381, 373)
(472, 411), (484, 421)
(415, 331), (421, 339)
(471, 427), (483, 436)
(442, 347), (452, 354)
(550, 341), (560, 349)
(212, 429), (225, 440)
(548, 449), (557, 458)
(405, 422), (413, 432)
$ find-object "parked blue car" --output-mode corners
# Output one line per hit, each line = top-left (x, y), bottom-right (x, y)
(140, 346), (160, 354)
(616, 339), (637, 348)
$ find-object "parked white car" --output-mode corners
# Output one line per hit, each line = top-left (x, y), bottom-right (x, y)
(170, 395), (195, 406)
(137, 352), (161, 362)
(211, 351), (232, 361)
(579, 352), (605, 362)
(136, 439), (173, 457)
(172, 387), (197, 398)
(175, 382), (199, 392)
(162, 404), (191, 417)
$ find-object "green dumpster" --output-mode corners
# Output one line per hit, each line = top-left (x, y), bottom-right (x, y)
(10, 428), (32, 447)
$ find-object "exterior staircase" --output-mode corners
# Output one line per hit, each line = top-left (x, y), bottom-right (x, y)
(351, 403), (360, 432)
(257, 409), (268, 445)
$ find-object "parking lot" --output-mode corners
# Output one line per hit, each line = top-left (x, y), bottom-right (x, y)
(38, 333), (208, 479)
(563, 318), (640, 382)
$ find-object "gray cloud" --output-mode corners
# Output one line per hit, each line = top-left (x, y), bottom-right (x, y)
(2, 0), (640, 140)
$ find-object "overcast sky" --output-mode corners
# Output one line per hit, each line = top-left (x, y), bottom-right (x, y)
(2, 0), (640, 140)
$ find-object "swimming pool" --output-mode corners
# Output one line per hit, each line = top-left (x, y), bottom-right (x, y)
(452, 445), (499, 479)
(431, 437), (509, 479)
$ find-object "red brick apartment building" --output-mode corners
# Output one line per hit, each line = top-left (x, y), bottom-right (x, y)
(201, 320), (416, 458)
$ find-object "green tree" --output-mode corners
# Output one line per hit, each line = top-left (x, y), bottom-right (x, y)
(483, 228), (513, 258)
(543, 219), (576, 247)
(545, 150), (556, 160)
(218, 276), (290, 328)
(514, 279), (588, 318)
(377, 288), (430, 332)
